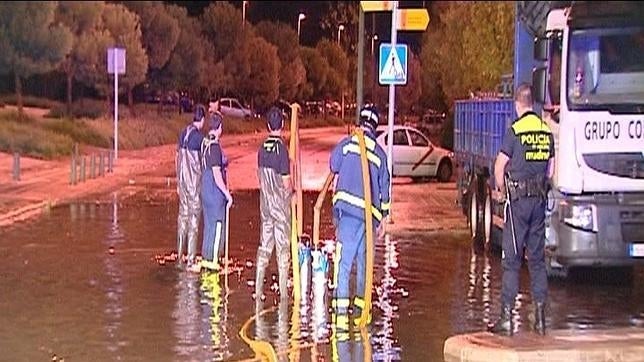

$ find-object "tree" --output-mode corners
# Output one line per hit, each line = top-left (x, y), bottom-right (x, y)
(316, 39), (349, 99)
(397, 51), (422, 116)
(420, 2), (513, 108)
(0, 2), (73, 114)
(125, 1), (180, 92)
(201, 2), (249, 61)
(56, 1), (105, 115)
(226, 32), (280, 110)
(300, 46), (330, 100)
(256, 21), (306, 101)
(101, 3), (148, 106)
(320, 1), (359, 55)
(159, 5), (215, 103)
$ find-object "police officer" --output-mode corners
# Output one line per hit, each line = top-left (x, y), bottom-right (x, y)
(200, 111), (232, 271)
(255, 107), (293, 301)
(176, 104), (206, 272)
(330, 106), (391, 330)
(489, 84), (554, 336)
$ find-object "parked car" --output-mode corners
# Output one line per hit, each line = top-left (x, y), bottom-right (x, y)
(209, 97), (253, 119)
(417, 109), (446, 135)
(375, 125), (454, 182)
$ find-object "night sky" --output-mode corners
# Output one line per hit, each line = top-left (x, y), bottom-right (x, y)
(168, 1), (429, 52)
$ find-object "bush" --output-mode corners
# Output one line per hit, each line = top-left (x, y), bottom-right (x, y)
(0, 94), (62, 110)
(42, 118), (111, 148)
(46, 98), (107, 119)
(0, 111), (74, 159)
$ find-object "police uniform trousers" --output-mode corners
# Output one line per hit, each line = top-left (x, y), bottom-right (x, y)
(201, 168), (227, 263)
(501, 196), (548, 306)
(333, 210), (375, 324)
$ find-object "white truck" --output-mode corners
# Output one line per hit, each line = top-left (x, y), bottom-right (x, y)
(455, 1), (644, 277)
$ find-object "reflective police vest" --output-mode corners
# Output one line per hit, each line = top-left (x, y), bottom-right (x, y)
(330, 130), (391, 224)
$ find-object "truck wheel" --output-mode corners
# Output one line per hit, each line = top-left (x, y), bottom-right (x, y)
(483, 184), (493, 250)
(469, 181), (479, 240)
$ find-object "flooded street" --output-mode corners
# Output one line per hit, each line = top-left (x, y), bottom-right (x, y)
(1, 188), (643, 361)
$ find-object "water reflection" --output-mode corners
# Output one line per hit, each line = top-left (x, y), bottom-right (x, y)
(199, 271), (231, 360)
(372, 234), (402, 361)
(466, 247), (492, 325)
(1, 190), (642, 361)
(103, 192), (126, 359)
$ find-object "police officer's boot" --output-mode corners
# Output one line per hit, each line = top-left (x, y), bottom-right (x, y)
(488, 304), (513, 336)
(533, 302), (546, 336)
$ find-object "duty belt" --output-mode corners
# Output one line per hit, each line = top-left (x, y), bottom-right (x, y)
(507, 177), (548, 201)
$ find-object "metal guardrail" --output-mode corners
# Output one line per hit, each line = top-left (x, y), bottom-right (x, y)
(69, 144), (114, 186)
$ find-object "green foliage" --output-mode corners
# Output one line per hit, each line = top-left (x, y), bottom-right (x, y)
(42, 118), (111, 148)
(316, 39), (349, 99)
(125, 2), (180, 71)
(300, 47), (330, 100)
(159, 5), (209, 95)
(46, 98), (107, 120)
(99, 3), (149, 100)
(397, 51), (422, 115)
(0, 1), (73, 112)
(201, 2), (247, 61)
(233, 34), (280, 109)
(0, 94), (62, 109)
(56, 1), (106, 113)
(320, 1), (359, 55)
(256, 21), (306, 101)
(421, 2), (514, 107)
(0, 111), (74, 159)
(0, 2), (73, 76)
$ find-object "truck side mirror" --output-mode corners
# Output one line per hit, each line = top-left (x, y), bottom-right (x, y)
(534, 37), (549, 61)
(533, 67), (547, 104)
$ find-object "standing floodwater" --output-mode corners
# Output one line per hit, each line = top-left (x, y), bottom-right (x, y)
(0, 190), (642, 361)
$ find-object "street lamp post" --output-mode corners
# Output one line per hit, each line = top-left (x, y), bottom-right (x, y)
(371, 34), (378, 56)
(297, 13), (306, 42)
(337, 24), (345, 45)
(242, 1), (249, 27)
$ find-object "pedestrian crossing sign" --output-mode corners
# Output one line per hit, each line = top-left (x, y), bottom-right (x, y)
(379, 43), (408, 85)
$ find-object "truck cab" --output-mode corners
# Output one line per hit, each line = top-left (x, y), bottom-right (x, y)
(455, 1), (644, 278)
(535, 2), (644, 274)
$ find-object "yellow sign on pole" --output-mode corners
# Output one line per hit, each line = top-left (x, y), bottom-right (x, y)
(397, 9), (430, 31)
(360, 1), (394, 12)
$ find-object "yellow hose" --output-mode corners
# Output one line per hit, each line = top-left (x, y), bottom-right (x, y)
(289, 103), (301, 304)
(313, 173), (335, 248)
(355, 128), (374, 328)
(238, 307), (279, 362)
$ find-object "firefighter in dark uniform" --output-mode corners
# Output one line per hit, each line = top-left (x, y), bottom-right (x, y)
(176, 104), (206, 272)
(254, 107), (293, 302)
(489, 84), (555, 336)
(330, 106), (391, 331)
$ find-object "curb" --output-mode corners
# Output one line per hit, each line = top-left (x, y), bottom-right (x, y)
(0, 199), (57, 227)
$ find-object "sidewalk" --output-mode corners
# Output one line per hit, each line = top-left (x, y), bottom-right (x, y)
(444, 328), (644, 362)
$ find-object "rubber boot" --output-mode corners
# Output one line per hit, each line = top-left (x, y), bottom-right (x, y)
(176, 231), (186, 268)
(488, 304), (513, 336)
(533, 302), (546, 336)
(255, 265), (266, 301)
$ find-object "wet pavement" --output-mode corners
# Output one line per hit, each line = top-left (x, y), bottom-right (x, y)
(1, 188), (643, 361)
